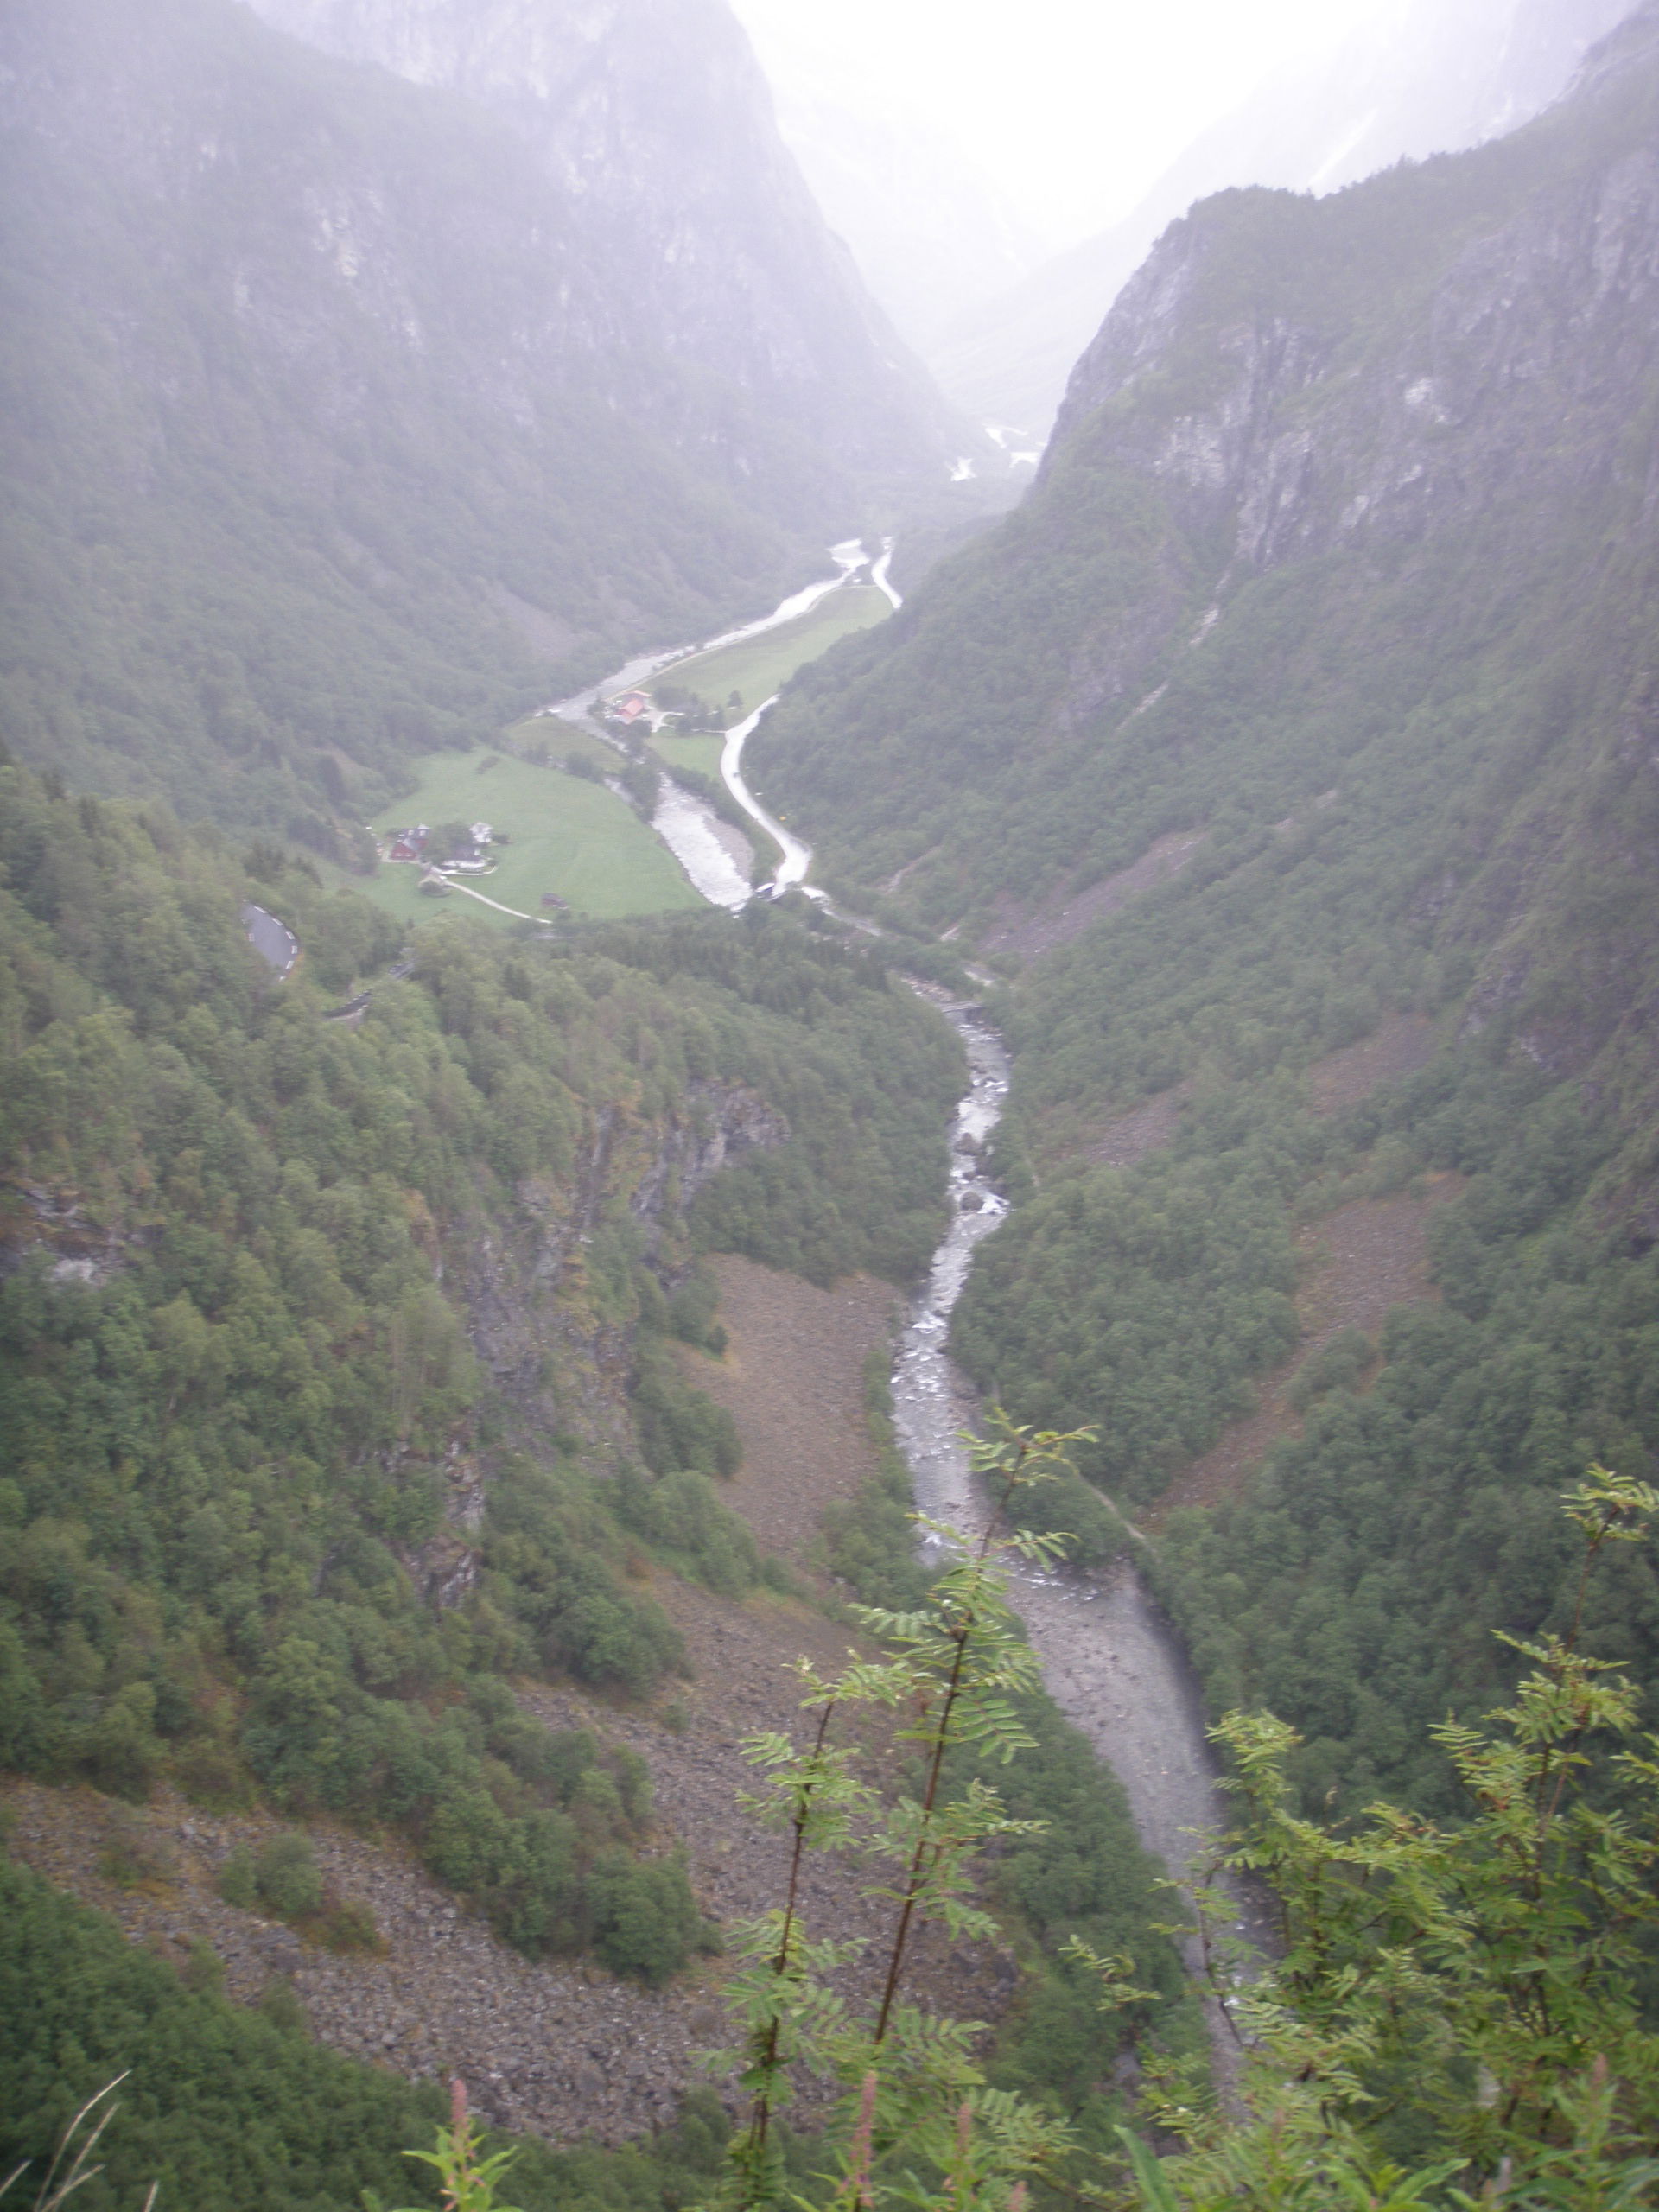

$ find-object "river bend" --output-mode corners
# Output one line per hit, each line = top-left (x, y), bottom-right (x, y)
(565, 557), (1262, 2001)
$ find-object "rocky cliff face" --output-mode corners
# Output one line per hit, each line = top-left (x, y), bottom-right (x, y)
(460, 1077), (786, 1465)
(1052, 21), (1659, 585)
(1031, 6), (1659, 1106)
(933, 0), (1637, 440)
(243, 0), (964, 503)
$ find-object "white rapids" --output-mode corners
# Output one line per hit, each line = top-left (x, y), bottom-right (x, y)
(888, 987), (1271, 2037)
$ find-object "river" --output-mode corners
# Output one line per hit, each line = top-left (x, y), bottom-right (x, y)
(889, 992), (1253, 1917)
(568, 550), (1260, 2021)
(550, 538), (895, 905)
(891, 989), (1269, 2088)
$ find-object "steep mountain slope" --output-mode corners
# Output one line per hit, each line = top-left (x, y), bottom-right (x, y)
(243, 0), (963, 491)
(0, 760), (962, 1945)
(935, 0), (1634, 439)
(0, 0), (964, 845)
(751, 4), (1659, 1804)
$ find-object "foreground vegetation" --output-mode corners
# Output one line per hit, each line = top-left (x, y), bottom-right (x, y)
(386, 1462), (1659, 2212)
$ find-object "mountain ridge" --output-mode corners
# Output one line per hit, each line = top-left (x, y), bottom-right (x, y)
(933, 0), (1637, 440)
(241, 0), (969, 494)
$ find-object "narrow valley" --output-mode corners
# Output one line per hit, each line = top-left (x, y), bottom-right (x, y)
(6, 1), (1659, 2206)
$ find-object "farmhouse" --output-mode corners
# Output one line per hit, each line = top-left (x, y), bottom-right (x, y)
(385, 823), (428, 862)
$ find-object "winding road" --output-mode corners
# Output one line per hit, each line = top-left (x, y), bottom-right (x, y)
(716, 537), (901, 898)
(240, 902), (299, 976)
(565, 535), (898, 906)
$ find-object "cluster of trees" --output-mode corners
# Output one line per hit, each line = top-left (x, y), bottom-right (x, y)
(398, 1465), (1659, 2212)
(653, 684), (743, 733)
(951, 925), (1659, 1811)
(7, 1459), (1658, 2209)
(0, 764), (960, 1965)
(1147, 1053), (1659, 1817)
(580, 913), (963, 1286)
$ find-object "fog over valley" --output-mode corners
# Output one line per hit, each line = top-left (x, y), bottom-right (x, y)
(3, 3), (1659, 2205)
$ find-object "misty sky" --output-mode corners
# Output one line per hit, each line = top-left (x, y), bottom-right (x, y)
(732, 0), (1398, 250)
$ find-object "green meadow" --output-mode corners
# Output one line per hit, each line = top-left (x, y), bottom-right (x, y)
(653, 730), (728, 779)
(348, 592), (892, 932)
(501, 715), (617, 771)
(359, 749), (702, 928)
(654, 582), (891, 718)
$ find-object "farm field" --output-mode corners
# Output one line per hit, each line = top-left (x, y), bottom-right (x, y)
(501, 716), (616, 771)
(653, 731), (727, 779)
(654, 583), (890, 719)
(358, 750), (703, 928)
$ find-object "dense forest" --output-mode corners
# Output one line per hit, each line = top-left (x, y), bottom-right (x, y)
(0, 759), (1200, 2205)
(0, 760), (965, 1963)
(12, 0), (1659, 2202)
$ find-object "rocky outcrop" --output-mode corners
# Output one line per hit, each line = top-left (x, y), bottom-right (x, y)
(0, 1182), (156, 1287)
(1051, 6), (1659, 584)
(931, 0), (1635, 441)
(357, 1080), (790, 1605)
(441, 1081), (787, 1573)
(628, 1080), (789, 1234)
